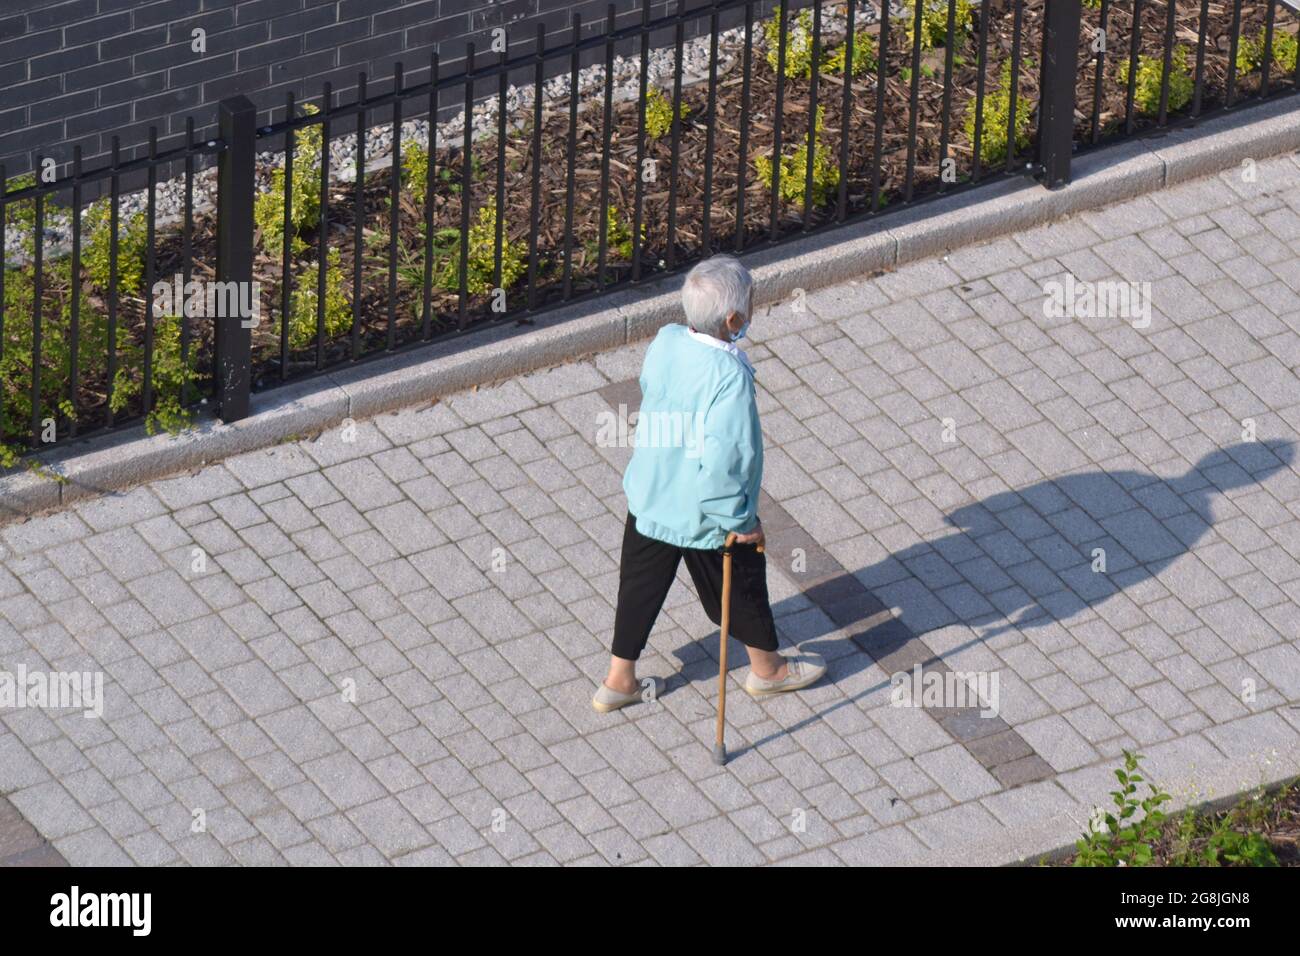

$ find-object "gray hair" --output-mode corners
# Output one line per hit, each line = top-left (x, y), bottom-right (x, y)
(681, 254), (753, 337)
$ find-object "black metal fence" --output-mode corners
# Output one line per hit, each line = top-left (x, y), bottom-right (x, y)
(1, 0), (1296, 462)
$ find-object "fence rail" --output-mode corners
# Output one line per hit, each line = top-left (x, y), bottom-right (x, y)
(1, 0), (1296, 463)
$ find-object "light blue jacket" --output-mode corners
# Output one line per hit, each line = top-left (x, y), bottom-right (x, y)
(623, 323), (763, 550)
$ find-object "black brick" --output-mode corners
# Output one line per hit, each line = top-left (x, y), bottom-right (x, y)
(100, 72), (169, 108)
(237, 0), (302, 26)
(305, 19), (372, 54)
(201, 65), (270, 101)
(269, 7), (338, 40)
(132, 0), (205, 30)
(66, 102), (131, 137)
(239, 35), (306, 70)
(166, 10), (238, 43)
(101, 26), (169, 61)
(27, 0), (98, 31)
(0, 78), (64, 111)
(30, 90), (98, 126)
(30, 44), (101, 81)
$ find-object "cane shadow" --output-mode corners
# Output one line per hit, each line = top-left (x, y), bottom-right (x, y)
(685, 440), (1295, 758)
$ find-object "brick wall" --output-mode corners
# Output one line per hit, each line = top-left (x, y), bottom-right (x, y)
(0, 0), (718, 179)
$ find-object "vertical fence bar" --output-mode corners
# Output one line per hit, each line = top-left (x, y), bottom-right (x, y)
(280, 92), (295, 379)
(459, 44), (475, 329)
(215, 96), (255, 422)
(870, 0), (890, 207)
(182, 117), (196, 400)
(1004, 0), (1024, 172)
(1156, 0), (1178, 125)
(735, 2), (753, 251)
(666, 0), (687, 266)
(1124, 0), (1144, 133)
(702, 2), (720, 252)
(1191, 0), (1210, 117)
(562, 17), (580, 299)
(352, 72), (366, 361)
(1039, 0), (1082, 188)
(106, 139), (119, 427)
(1226, 0), (1243, 106)
(30, 167), (43, 448)
(769, 0), (789, 241)
(1091, 0), (1111, 143)
(631, 0), (651, 280)
(527, 24), (545, 310)
(836, 0), (856, 220)
(422, 52), (439, 340)
(316, 83), (333, 369)
(1260, 0), (1277, 98)
(143, 128), (157, 418)
(803, 0), (823, 227)
(937, 0), (958, 195)
(597, 9), (615, 286)
(971, 0), (989, 181)
(69, 147), (82, 435)
(388, 62), (402, 350)
(494, 43), (508, 289)
(903, 0), (924, 201)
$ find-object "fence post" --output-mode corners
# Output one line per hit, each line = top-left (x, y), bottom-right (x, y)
(1037, 0), (1082, 190)
(215, 95), (255, 422)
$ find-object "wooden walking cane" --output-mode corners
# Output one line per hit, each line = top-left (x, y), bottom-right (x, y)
(714, 531), (763, 766)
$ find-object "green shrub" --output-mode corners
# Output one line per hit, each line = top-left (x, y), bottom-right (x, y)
(644, 86), (690, 141)
(822, 30), (877, 78)
(754, 106), (839, 208)
(1074, 751), (1172, 867)
(254, 103), (324, 257)
(1117, 47), (1194, 116)
(82, 197), (148, 296)
(902, 0), (975, 51)
(431, 200), (526, 296)
(1236, 29), (1299, 77)
(963, 60), (1032, 166)
(402, 141), (430, 210)
(287, 247), (351, 350)
(765, 9), (878, 79)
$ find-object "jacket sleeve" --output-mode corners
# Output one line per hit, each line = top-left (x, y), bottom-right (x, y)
(697, 373), (760, 534)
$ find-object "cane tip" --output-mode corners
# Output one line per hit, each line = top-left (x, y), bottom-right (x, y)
(712, 744), (727, 766)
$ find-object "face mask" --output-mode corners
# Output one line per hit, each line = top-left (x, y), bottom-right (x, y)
(729, 320), (750, 343)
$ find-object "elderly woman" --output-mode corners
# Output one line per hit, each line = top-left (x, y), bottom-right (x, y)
(593, 254), (826, 712)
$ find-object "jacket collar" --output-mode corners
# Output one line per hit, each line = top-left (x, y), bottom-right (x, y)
(685, 326), (755, 377)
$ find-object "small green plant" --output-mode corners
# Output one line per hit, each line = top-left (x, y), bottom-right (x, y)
(644, 86), (691, 141)
(902, 0), (975, 51)
(431, 200), (526, 296)
(1236, 29), (1299, 77)
(287, 247), (351, 350)
(82, 197), (148, 296)
(254, 103), (325, 256)
(822, 30), (877, 77)
(963, 60), (1032, 166)
(765, 9), (877, 79)
(107, 314), (200, 436)
(1117, 47), (1194, 116)
(585, 204), (641, 263)
(402, 141), (431, 210)
(754, 106), (840, 208)
(1073, 751), (1173, 867)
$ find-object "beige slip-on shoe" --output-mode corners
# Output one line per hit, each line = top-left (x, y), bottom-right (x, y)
(591, 677), (662, 713)
(744, 654), (827, 697)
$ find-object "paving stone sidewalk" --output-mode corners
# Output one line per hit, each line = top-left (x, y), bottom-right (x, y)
(2, 153), (1300, 867)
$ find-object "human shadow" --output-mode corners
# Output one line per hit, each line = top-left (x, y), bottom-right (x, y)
(672, 440), (1295, 754)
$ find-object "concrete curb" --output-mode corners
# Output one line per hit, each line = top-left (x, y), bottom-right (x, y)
(3, 94), (1297, 520)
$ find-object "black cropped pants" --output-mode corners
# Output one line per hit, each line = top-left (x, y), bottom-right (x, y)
(611, 512), (779, 661)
